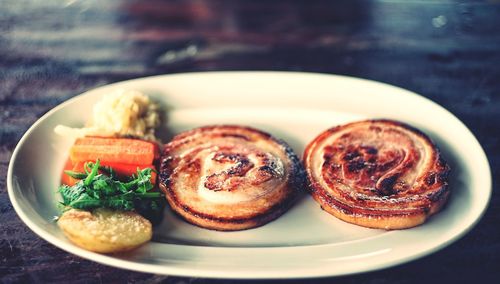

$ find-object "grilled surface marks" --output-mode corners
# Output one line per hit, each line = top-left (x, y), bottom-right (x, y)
(159, 125), (305, 231)
(304, 119), (450, 229)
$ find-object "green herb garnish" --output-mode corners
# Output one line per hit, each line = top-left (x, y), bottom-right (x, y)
(58, 159), (163, 215)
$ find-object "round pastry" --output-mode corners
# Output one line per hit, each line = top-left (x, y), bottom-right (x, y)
(159, 125), (305, 231)
(304, 119), (450, 230)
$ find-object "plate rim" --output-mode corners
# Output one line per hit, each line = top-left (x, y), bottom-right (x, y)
(7, 71), (492, 279)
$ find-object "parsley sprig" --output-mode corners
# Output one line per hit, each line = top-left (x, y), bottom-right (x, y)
(58, 159), (162, 213)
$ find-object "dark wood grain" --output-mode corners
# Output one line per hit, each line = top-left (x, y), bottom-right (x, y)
(1, 0), (499, 283)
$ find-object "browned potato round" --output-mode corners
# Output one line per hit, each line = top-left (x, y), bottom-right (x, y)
(58, 208), (152, 253)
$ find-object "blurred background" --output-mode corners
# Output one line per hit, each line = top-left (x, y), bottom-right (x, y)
(1, 1), (499, 144)
(1, 0), (499, 283)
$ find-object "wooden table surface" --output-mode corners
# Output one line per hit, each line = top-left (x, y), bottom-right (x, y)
(1, 0), (499, 283)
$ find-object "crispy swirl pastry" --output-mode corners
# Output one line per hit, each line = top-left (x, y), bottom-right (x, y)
(159, 125), (305, 231)
(304, 119), (450, 230)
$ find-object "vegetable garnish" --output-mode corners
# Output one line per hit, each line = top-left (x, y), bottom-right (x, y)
(69, 137), (159, 165)
(58, 159), (162, 213)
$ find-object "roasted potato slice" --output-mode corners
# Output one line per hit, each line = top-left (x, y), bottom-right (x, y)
(58, 208), (152, 253)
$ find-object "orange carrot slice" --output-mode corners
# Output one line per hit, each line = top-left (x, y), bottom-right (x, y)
(99, 162), (157, 184)
(61, 158), (78, 186)
(61, 160), (157, 186)
(69, 137), (159, 165)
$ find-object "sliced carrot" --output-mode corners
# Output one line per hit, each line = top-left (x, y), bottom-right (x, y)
(69, 137), (159, 165)
(61, 158), (78, 186)
(99, 161), (157, 184)
(61, 160), (157, 186)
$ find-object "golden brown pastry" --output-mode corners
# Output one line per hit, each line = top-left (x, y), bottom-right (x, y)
(303, 119), (450, 230)
(159, 125), (305, 231)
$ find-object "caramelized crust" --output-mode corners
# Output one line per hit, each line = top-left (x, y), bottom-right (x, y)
(304, 119), (450, 230)
(159, 125), (305, 231)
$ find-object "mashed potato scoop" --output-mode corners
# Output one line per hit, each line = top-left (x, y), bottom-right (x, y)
(54, 89), (160, 141)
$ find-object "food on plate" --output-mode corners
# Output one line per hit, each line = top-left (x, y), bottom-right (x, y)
(58, 208), (152, 253)
(159, 125), (306, 231)
(54, 90), (164, 253)
(54, 89), (160, 141)
(69, 136), (159, 165)
(59, 159), (162, 216)
(303, 119), (450, 230)
(62, 136), (159, 186)
(58, 158), (163, 252)
(62, 160), (156, 187)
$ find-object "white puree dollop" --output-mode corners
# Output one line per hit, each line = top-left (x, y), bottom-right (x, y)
(54, 89), (160, 141)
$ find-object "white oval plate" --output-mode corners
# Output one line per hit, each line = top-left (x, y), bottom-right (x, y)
(8, 72), (491, 279)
